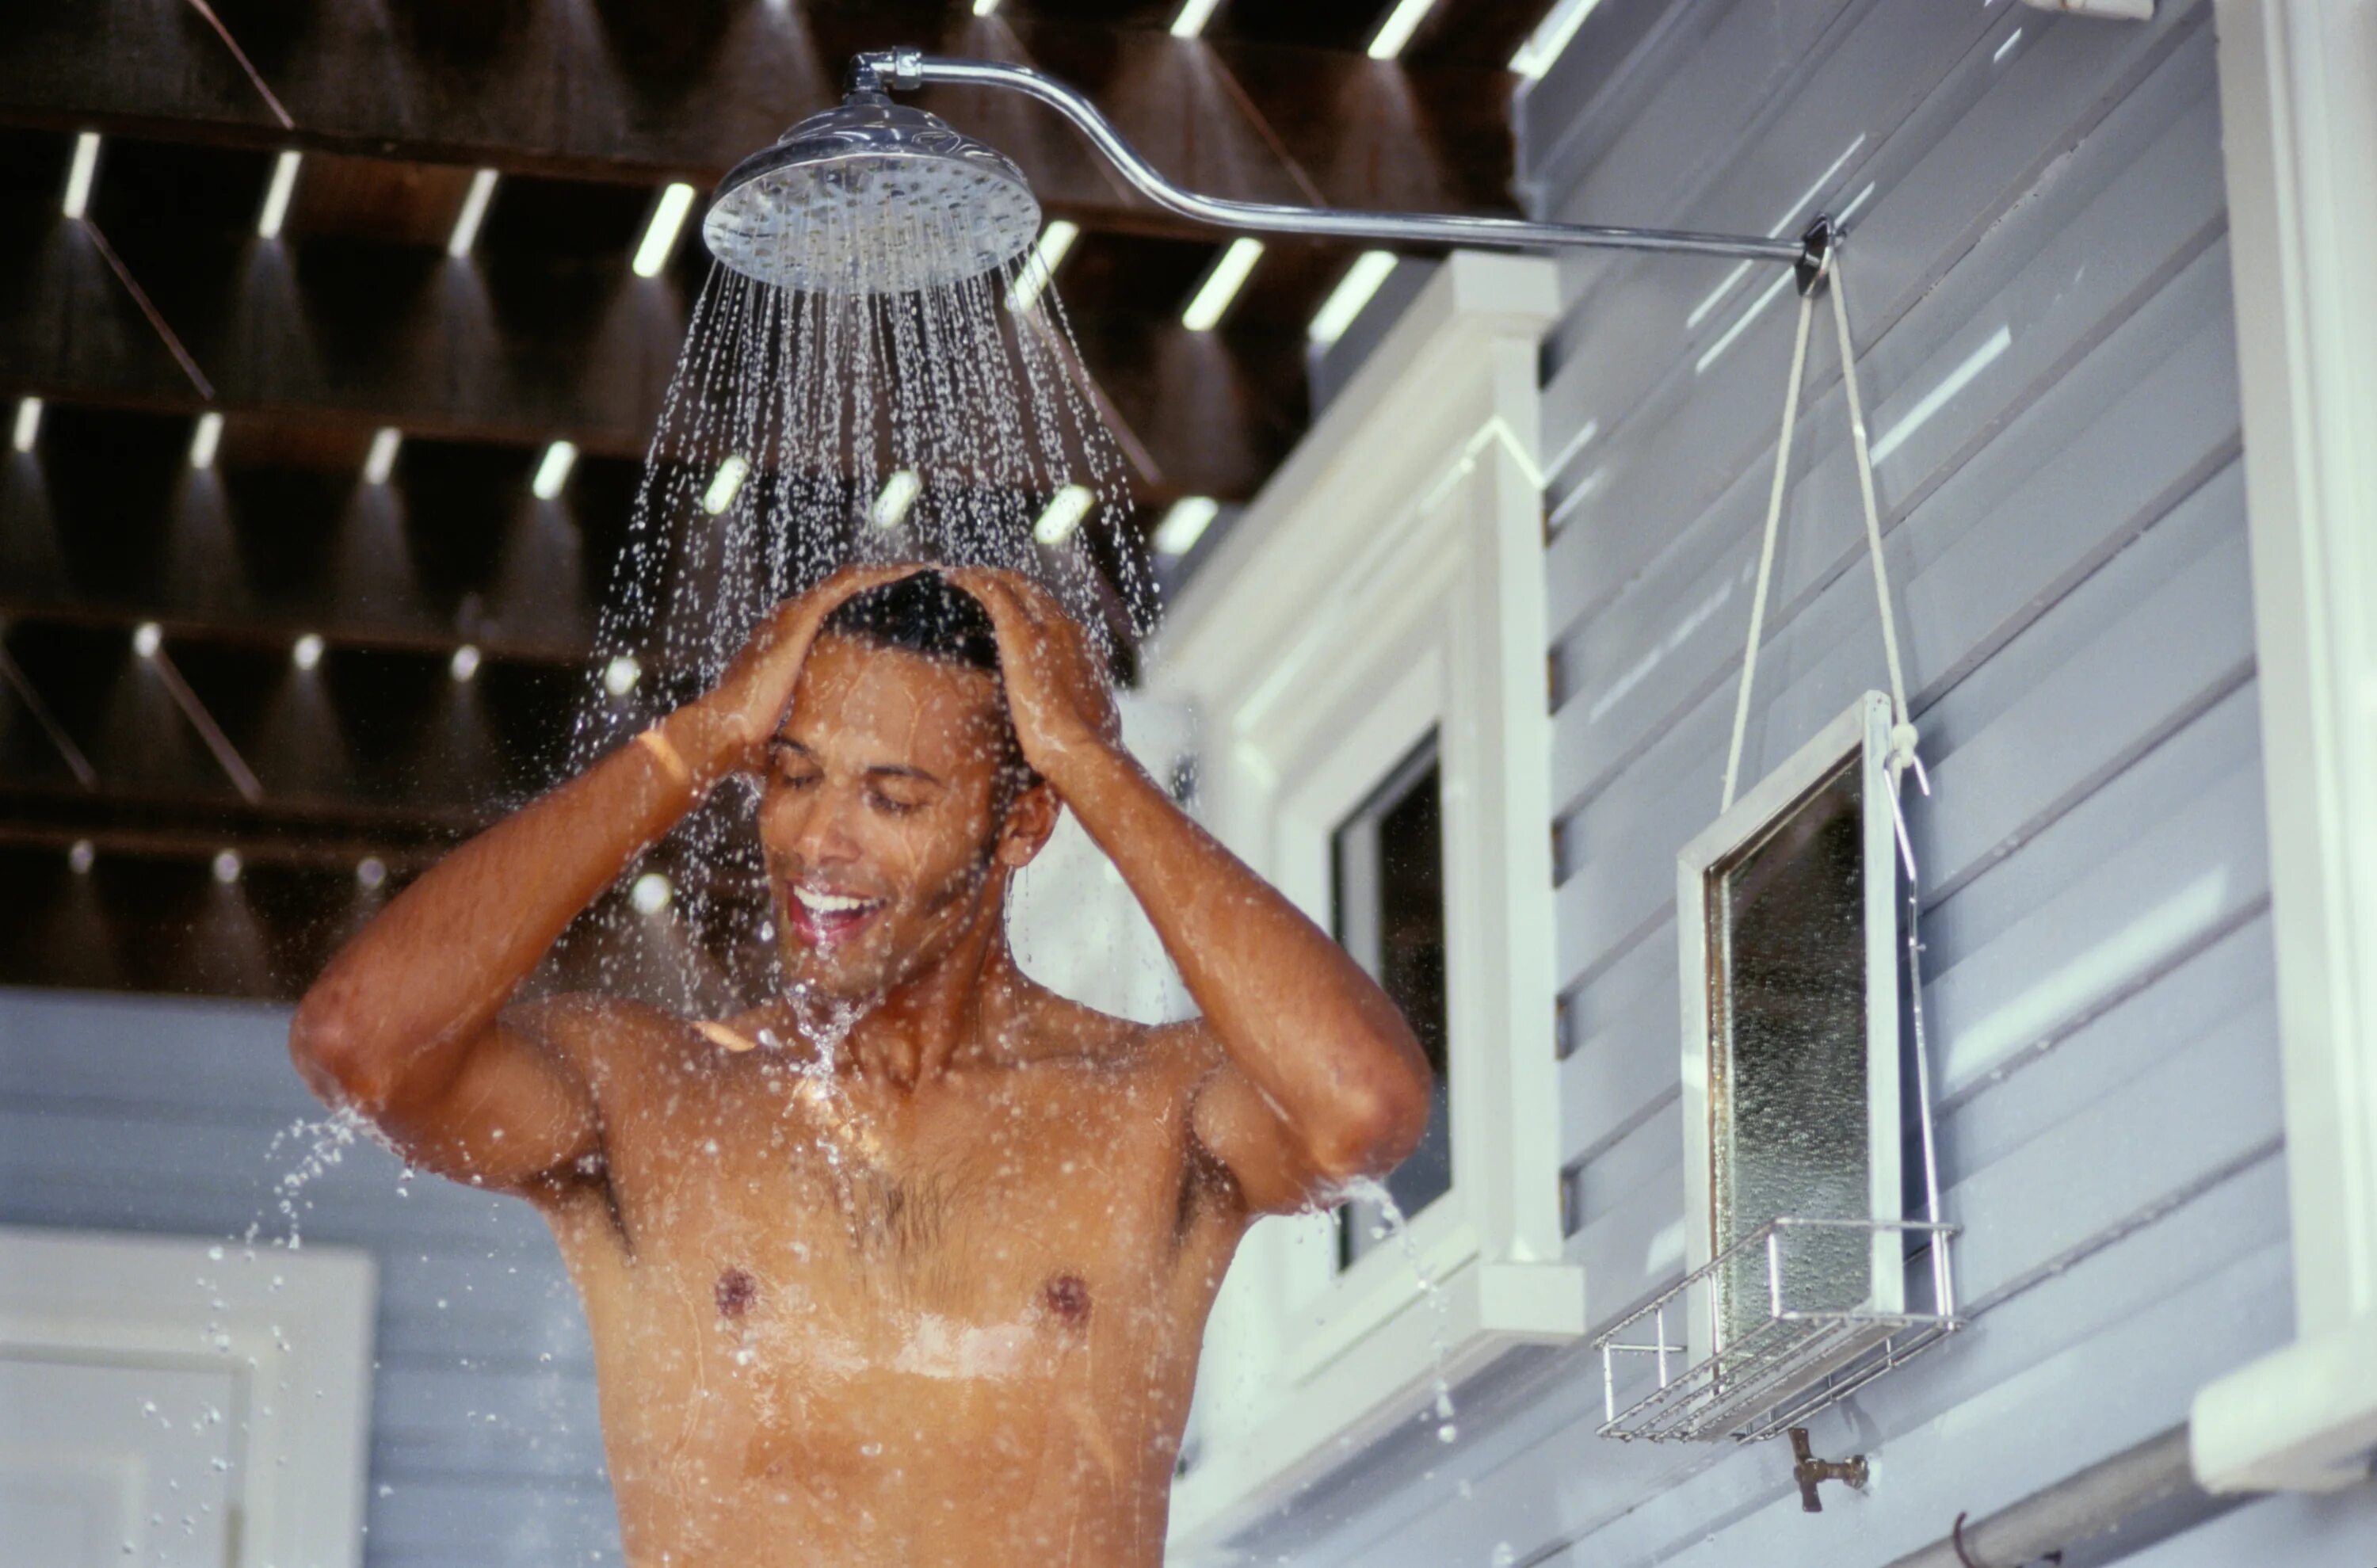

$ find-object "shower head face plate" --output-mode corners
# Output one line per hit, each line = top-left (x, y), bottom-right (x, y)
(704, 93), (1042, 296)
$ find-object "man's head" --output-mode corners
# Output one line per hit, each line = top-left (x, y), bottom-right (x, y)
(757, 570), (1056, 1001)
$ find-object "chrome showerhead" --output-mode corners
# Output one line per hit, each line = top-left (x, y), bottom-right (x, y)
(702, 90), (1042, 296)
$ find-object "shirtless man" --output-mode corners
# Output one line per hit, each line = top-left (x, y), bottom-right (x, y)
(289, 563), (1433, 1566)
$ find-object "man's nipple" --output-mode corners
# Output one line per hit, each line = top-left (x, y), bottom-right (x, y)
(715, 1266), (758, 1321)
(1042, 1273), (1091, 1328)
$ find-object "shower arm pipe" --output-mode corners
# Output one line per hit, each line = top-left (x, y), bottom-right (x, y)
(852, 50), (1834, 286)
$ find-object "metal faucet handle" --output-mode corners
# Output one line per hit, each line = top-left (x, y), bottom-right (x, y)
(1788, 1425), (1870, 1513)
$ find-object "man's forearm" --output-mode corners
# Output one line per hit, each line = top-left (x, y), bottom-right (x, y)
(1046, 741), (1431, 1155)
(292, 715), (712, 1097)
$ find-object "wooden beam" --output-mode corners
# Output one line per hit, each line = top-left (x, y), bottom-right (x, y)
(1360, 0), (1552, 71)
(0, 218), (1284, 501)
(0, 775), (490, 887)
(0, 219), (684, 456)
(0, 403), (637, 662)
(0, 597), (591, 670)
(0, 2), (1517, 231)
(0, 840), (359, 1000)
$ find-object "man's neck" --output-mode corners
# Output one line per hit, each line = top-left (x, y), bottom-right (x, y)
(803, 905), (1030, 1089)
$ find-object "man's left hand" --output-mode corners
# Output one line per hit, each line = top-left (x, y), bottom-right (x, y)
(947, 568), (1122, 786)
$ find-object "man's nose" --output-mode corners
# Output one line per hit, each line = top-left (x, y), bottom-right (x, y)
(788, 788), (862, 867)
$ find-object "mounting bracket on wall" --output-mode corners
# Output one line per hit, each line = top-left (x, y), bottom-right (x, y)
(1794, 216), (1837, 298)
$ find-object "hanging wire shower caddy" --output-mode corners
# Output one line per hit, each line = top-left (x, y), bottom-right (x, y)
(1594, 237), (1963, 1444)
(1597, 860), (1963, 1446)
(1595, 1214), (1960, 1443)
(1597, 841), (1965, 1445)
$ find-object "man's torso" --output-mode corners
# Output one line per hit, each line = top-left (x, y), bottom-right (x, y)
(530, 997), (1247, 1566)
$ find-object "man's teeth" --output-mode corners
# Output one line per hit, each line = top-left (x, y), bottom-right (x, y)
(794, 887), (878, 916)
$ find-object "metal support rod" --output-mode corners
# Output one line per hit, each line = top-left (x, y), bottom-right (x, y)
(147, 645), (265, 804)
(0, 639), (98, 788)
(853, 49), (1818, 271)
(1882, 1428), (2198, 1568)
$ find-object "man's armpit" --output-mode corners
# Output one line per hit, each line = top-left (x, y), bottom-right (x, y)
(1178, 1036), (1325, 1219)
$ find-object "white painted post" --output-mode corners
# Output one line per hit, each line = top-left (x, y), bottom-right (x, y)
(2191, 0), (2377, 1495)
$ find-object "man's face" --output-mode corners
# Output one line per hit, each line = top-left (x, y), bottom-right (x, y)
(757, 634), (1029, 1002)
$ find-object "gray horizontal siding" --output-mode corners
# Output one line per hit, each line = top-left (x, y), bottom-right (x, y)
(0, 987), (621, 1568)
(1227, 0), (2320, 1562)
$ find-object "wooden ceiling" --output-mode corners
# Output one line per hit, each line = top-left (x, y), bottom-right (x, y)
(0, 0), (1538, 1000)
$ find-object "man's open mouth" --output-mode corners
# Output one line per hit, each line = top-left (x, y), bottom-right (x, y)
(784, 883), (887, 949)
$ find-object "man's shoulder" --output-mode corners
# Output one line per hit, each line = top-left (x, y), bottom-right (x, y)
(1016, 990), (1212, 1077)
(503, 991), (696, 1078)
(509, 989), (683, 1034)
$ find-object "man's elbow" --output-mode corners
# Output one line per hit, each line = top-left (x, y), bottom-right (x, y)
(288, 990), (394, 1112)
(1311, 1051), (1435, 1185)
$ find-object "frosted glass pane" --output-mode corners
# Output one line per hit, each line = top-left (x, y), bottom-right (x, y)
(1710, 756), (1871, 1346)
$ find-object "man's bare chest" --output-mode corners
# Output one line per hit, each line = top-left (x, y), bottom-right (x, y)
(578, 1051), (1223, 1344)
(538, 1036), (1246, 1518)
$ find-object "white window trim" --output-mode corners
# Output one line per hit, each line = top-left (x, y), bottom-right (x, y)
(1150, 251), (1581, 1551)
(2191, 0), (2377, 1495)
(0, 1225), (380, 1566)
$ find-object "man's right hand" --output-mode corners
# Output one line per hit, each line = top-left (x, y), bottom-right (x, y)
(663, 563), (921, 786)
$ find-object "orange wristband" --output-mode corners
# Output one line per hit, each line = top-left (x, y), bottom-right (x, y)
(635, 726), (695, 792)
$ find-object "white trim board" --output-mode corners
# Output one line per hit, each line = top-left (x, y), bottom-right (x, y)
(0, 1226), (378, 1568)
(2191, 0), (2377, 1495)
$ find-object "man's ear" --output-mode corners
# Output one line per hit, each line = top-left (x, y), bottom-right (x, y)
(994, 779), (1060, 869)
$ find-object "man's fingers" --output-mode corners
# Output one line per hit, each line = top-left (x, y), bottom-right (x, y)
(762, 562), (921, 644)
(947, 564), (1017, 601)
(955, 570), (1111, 691)
(971, 570), (1087, 650)
(932, 569), (1109, 700)
(955, 565), (1044, 609)
(812, 560), (923, 610)
(949, 567), (1035, 633)
(742, 563), (917, 696)
(974, 568), (1064, 628)
(1007, 574), (1070, 620)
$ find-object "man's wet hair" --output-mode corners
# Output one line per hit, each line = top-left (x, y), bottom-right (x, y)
(818, 570), (1041, 804)
(819, 570), (1004, 674)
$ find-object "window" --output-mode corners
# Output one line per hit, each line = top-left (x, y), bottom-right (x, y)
(1151, 252), (1579, 1551)
(1330, 733), (1451, 1269)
